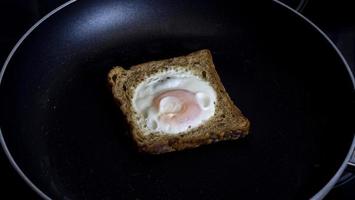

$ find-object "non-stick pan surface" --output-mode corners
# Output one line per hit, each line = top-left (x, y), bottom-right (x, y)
(0, 0), (354, 199)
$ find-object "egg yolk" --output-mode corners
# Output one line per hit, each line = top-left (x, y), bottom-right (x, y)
(153, 89), (202, 126)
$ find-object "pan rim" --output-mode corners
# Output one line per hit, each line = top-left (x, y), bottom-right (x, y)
(273, 0), (355, 199)
(0, 1), (78, 199)
(0, 0), (354, 199)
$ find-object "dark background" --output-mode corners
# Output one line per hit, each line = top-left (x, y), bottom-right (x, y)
(0, 0), (354, 199)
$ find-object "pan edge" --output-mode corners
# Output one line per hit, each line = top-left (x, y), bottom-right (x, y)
(0, 0), (78, 199)
(273, 0), (355, 199)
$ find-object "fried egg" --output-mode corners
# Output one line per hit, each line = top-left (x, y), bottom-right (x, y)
(132, 68), (217, 134)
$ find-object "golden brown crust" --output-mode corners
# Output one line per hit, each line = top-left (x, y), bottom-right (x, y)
(108, 49), (250, 154)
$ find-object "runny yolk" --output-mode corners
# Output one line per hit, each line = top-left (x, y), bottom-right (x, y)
(153, 89), (202, 126)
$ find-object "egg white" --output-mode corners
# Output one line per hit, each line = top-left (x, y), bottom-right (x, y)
(132, 68), (217, 134)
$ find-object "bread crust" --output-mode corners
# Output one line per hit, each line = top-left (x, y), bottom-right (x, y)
(108, 49), (250, 154)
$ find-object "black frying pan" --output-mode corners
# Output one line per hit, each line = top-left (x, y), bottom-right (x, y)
(1, 0), (354, 199)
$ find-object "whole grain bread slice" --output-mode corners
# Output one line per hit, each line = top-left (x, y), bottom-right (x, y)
(108, 49), (250, 154)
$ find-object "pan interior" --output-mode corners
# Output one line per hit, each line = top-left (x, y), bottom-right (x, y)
(0, 0), (353, 199)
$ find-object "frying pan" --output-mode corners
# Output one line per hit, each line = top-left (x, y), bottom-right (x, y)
(1, 0), (354, 199)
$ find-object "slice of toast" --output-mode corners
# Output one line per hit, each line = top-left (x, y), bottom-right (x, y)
(108, 49), (250, 154)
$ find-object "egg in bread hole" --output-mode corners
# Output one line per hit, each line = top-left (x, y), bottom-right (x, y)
(108, 49), (250, 154)
(132, 68), (217, 134)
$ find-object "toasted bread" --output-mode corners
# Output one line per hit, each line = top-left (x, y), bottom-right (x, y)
(108, 49), (250, 154)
